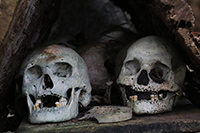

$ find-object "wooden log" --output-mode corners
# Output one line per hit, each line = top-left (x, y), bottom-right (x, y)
(0, 0), (57, 95)
(0, 0), (57, 131)
(0, 0), (19, 44)
(113, 0), (197, 65)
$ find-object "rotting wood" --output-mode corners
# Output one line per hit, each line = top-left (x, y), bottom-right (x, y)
(0, 0), (56, 96)
(0, 0), (19, 44)
(113, 0), (197, 65)
(0, 0), (57, 131)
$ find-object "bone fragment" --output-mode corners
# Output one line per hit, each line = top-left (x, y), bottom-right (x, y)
(78, 106), (132, 123)
(7, 113), (15, 118)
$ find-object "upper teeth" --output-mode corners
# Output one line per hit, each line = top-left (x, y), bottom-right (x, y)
(154, 94), (158, 100)
(34, 97), (68, 110)
(56, 97), (68, 107)
(150, 94), (155, 101)
(129, 95), (138, 101)
(34, 99), (43, 110)
(129, 93), (164, 102)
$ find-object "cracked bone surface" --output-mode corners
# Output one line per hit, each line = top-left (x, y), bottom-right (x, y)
(15, 44), (91, 123)
(115, 36), (186, 114)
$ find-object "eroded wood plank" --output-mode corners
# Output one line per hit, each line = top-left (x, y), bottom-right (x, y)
(17, 99), (200, 133)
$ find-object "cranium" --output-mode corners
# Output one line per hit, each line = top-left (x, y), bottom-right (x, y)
(115, 36), (186, 114)
(15, 44), (91, 123)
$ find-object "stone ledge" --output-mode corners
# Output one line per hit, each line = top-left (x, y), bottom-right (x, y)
(17, 98), (200, 133)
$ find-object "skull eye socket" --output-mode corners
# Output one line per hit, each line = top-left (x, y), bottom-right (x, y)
(53, 63), (72, 77)
(124, 60), (140, 76)
(26, 65), (42, 81)
(149, 62), (170, 83)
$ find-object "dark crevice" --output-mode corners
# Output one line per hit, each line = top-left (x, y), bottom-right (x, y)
(44, 74), (54, 89)
(178, 20), (192, 29)
(67, 88), (72, 100)
(149, 67), (164, 83)
(104, 59), (115, 76)
(41, 95), (59, 107)
(75, 87), (81, 92)
(29, 94), (36, 104)
(137, 70), (149, 86)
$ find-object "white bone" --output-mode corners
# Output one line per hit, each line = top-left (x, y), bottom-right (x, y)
(115, 36), (186, 114)
(17, 44), (92, 123)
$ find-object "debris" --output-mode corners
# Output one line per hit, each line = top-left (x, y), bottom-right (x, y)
(78, 106), (132, 123)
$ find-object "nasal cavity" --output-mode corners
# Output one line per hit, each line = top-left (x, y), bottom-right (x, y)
(44, 74), (54, 89)
(137, 70), (149, 86)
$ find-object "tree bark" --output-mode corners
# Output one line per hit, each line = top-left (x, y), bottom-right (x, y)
(0, 0), (56, 117)
(0, 0), (19, 44)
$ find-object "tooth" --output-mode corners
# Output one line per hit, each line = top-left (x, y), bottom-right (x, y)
(61, 102), (66, 106)
(129, 95), (138, 102)
(34, 103), (39, 110)
(59, 97), (67, 106)
(36, 99), (41, 103)
(34, 99), (43, 110)
(150, 94), (155, 101)
(159, 93), (163, 99)
(55, 102), (60, 107)
(154, 94), (158, 100)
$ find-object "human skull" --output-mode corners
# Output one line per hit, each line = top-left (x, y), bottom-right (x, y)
(78, 28), (139, 105)
(115, 36), (186, 114)
(16, 44), (91, 123)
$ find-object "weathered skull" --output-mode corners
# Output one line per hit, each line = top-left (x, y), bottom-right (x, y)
(115, 36), (186, 114)
(16, 44), (91, 123)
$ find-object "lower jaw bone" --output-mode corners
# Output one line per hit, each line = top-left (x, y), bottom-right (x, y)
(27, 88), (82, 123)
(127, 93), (175, 114)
